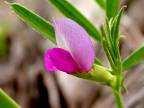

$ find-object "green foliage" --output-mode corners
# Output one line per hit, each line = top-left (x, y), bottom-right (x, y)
(11, 3), (55, 42)
(123, 45), (144, 70)
(101, 9), (123, 74)
(95, 0), (106, 10)
(106, 0), (120, 19)
(101, 7), (124, 107)
(0, 89), (20, 108)
(48, 0), (101, 42)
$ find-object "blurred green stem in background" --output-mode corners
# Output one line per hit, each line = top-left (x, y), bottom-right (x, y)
(0, 89), (20, 108)
(0, 23), (9, 58)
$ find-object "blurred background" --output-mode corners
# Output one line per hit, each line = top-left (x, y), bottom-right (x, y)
(0, 0), (144, 108)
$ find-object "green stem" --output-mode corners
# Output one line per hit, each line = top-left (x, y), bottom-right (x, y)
(113, 90), (124, 108)
(113, 72), (124, 108)
(0, 89), (20, 108)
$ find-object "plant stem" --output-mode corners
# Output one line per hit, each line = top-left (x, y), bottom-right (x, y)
(113, 72), (124, 108)
(113, 68), (124, 108)
(113, 90), (124, 108)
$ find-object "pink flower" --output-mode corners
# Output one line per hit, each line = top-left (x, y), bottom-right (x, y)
(43, 18), (95, 74)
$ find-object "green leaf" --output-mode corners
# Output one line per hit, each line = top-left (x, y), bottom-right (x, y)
(108, 8), (124, 65)
(48, 0), (101, 42)
(95, 0), (106, 10)
(111, 8), (123, 43)
(101, 8), (123, 73)
(106, 0), (120, 19)
(10, 3), (55, 42)
(0, 89), (20, 108)
(122, 44), (144, 70)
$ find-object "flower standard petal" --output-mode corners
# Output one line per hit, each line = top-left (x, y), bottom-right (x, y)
(53, 19), (95, 71)
(43, 48), (80, 74)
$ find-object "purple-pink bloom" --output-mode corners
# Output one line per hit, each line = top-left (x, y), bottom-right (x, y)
(43, 18), (95, 74)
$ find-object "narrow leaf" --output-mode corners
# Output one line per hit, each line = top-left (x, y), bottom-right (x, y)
(11, 3), (55, 42)
(0, 89), (20, 108)
(111, 8), (123, 43)
(109, 8), (124, 62)
(95, 0), (106, 10)
(123, 45), (144, 70)
(106, 0), (120, 19)
(48, 0), (101, 42)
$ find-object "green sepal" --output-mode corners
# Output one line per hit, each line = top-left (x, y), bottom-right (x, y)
(75, 64), (116, 88)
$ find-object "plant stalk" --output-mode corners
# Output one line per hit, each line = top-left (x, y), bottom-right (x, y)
(113, 90), (124, 108)
(113, 68), (124, 108)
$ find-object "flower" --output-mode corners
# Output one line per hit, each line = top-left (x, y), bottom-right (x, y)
(43, 18), (95, 74)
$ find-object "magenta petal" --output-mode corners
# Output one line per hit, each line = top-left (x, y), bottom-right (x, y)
(43, 48), (80, 74)
(53, 18), (95, 71)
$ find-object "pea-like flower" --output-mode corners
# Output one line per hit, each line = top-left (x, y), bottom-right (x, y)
(43, 18), (95, 74)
